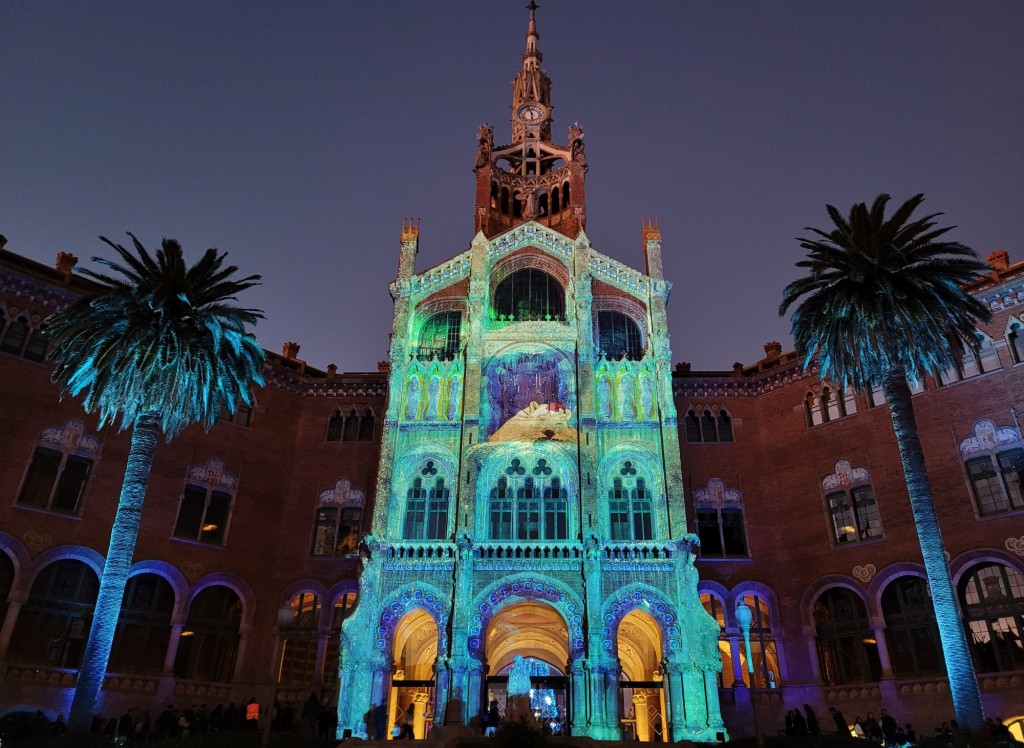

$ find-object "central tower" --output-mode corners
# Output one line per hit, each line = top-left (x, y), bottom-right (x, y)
(474, 1), (587, 239)
(337, 6), (725, 742)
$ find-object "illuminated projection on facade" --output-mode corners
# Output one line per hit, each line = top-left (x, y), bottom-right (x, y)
(335, 5), (725, 741)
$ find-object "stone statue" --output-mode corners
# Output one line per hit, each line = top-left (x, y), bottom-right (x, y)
(640, 375), (654, 419)
(426, 376), (440, 420)
(405, 376), (420, 420)
(476, 123), (493, 168)
(447, 376), (462, 420)
(597, 376), (612, 420)
(507, 654), (531, 696)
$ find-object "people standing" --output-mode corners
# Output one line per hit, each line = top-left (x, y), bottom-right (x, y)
(829, 706), (849, 735)
(803, 704), (820, 737)
(400, 703), (415, 739)
(880, 709), (898, 744)
(302, 692), (321, 737)
(373, 702), (388, 740)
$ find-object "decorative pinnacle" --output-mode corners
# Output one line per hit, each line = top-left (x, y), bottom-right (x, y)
(524, 0), (542, 65)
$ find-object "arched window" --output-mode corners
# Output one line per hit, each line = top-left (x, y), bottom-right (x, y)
(342, 408), (359, 441)
(417, 311), (462, 361)
(735, 593), (781, 689)
(500, 187), (510, 214)
(492, 268), (565, 322)
(312, 479), (365, 556)
(404, 461), (450, 540)
(490, 182), (498, 210)
(22, 323), (49, 362)
(174, 586), (242, 681)
(596, 311), (643, 360)
(881, 576), (942, 676)
(700, 593), (732, 688)
(960, 420), (1023, 517)
(323, 591), (358, 686)
(561, 182), (570, 208)
(684, 410), (702, 442)
(173, 459), (235, 546)
(0, 314), (29, 355)
(358, 409), (375, 441)
(279, 592), (321, 685)
(693, 478), (747, 558)
(538, 192), (548, 216)
(17, 419), (100, 515)
(108, 573), (175, 675)
(326, 409), (344, 441)
(9, 559), (99, 667)
(1008, 320), (1024, 364)
(489, 457), (568, 540)
(608, 460), (653, 541)
(959, 562), (1024, 673)
(813, 588), (881, 685)
(685, 408), (733, 443)
(822, 461), (883, 545)
(550, 186), (560, 213)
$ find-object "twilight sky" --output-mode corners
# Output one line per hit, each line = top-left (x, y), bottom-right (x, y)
(2, 2), (1022, 373)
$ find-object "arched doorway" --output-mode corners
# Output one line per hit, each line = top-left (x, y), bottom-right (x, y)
(390, 608), (438, 739)
(617, 609), (666, 742)
(484, 601), (570, 734)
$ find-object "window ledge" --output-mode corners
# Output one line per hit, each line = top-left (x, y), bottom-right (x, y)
(169, 536), (226, 551)
(975, 506), (1024, 523)
(697, 556), (753, 562)
(12, 503), (83, 520)
(831, 535), (886, 550)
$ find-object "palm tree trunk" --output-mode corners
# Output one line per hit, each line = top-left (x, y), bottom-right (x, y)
(68, 412), (161, 730)
(882, 369), (984, 732)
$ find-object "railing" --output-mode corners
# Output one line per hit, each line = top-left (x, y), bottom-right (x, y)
(385, 543), (457, 560)
(474, 542), (581, 560)
(4, 664), (77, 686)
(602, 542), (676, 561)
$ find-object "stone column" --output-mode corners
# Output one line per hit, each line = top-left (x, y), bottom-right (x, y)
(162, 623), (184, 674)
(569, 659), (588, 736)
(803, 626), (823, 682)
(413, 691), (430, 738)
(633, 692), (649, 742)
(0, 598), (24, 658)
(662, 661), (686, 741)
(728, 635), (745, 686)
(233, 622), (251, 682)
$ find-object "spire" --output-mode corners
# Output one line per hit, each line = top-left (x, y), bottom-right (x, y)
(523, 1), (542, 69)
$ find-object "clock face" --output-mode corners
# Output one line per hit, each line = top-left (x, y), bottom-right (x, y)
(517, 103), (546, 124)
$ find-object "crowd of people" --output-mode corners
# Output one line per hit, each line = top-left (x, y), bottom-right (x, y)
(779, 704), (1019, 745)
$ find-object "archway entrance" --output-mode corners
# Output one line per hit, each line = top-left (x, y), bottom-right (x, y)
(389, 608), (438, 739)
(484, 601), (570, 734)
(617, 609), (667, 742)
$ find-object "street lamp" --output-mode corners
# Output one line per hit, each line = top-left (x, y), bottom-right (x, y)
(262, 604), (299, 748)
(735, 602), (764, 748)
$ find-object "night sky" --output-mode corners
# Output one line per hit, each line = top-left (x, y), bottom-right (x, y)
(3, 2), (1022, 373)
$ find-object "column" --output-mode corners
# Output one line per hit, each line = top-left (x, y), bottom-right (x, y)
(662, 661), (685, 741)
(0, 599), (24, 658)
(728, 635), (745, 687)
(569, 659), (588, 737)
(633, 693), (649, 742)
(413, 691), (429, 738)
(162, 623), (184, 674)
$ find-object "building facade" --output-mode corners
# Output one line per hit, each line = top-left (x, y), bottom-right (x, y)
(333, 6), (723, 742)
(1, 5), (1023, 742)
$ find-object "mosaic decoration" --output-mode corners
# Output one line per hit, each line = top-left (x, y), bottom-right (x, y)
(468, 577), (584, 659)
(852, 564), (877, 583)
(959, 419), (1022, 455)
(822, 459), (871, 491)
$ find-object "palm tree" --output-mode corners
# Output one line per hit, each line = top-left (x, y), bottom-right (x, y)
(779, 194), (991, 732)
(46, 234), (265, 730)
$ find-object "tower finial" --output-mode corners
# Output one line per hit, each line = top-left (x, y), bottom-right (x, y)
(524, 1), (541, 67)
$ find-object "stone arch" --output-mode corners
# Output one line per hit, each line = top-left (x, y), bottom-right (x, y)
(28, 545), (104, 584)
(280, 580), (330, 608)
(601, 583), (681, 658)
(374, 582), (451, 657)
(329, 579), (359, 605)
(950, 548), (1024, 588)
(127, 559), (190, 621)
(598, 445), (665, 496)
(800, 575), (867, 627)
(187, 572), (256, 626)
(490, 249), (572, 294)
(728, 582), (782, 628)
(866, 562), (927, 613)
(468, 574), (584, 660)
(0, 531), (32, 595)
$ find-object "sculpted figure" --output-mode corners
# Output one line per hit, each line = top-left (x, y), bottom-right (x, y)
(507, 655), (531, 696)
(597, 376), (612, 420)
(425, 376), (440, 420)
(405, 376), (420, 420)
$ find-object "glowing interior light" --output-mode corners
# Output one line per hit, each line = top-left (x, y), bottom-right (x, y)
(202, 523), (219, 532)
(180, 630), (195, 637)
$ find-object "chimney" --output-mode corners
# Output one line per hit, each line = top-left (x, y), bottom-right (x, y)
(0, 235), (8, 251)
(641, 217), (663, 279)
(733, 362), (745, 373)
(987, 250), (1010, 272)
(675, 362), (692, 374)
(377, 360), (391, 374)
(763, 341), (783, 360)
(56, 252), (78, 283)
(398, 218), (420, 280)
(282, 341), (300, 359)
(326, 363), (337, 378)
